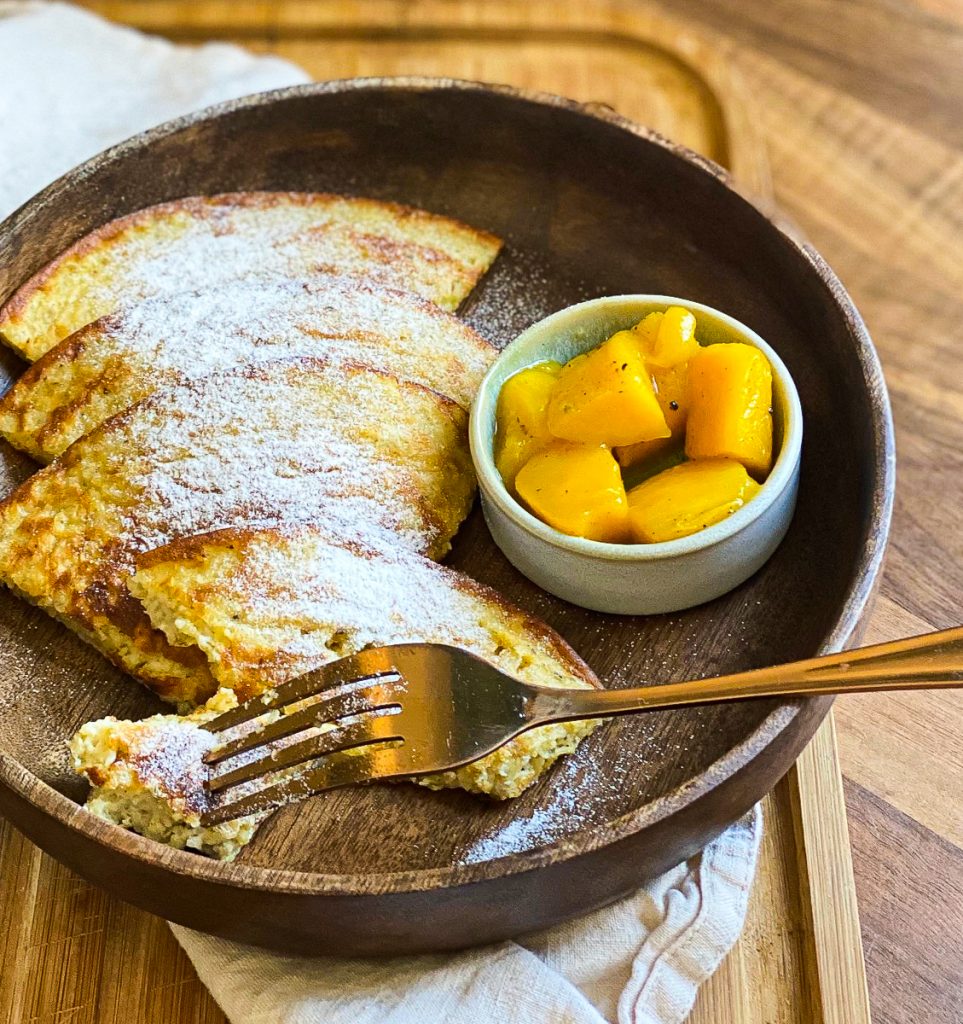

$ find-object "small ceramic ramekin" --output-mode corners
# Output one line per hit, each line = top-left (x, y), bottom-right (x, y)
(469, 295), (803, 614)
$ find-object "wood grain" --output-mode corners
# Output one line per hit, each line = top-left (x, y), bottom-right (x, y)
(91, 0), (775, 192)
(0, 743), (853, 1024)
(0, 816), (223, 1024)
(845, 779), (963, 1024)
(660, 0), (963, 149)
(1, 0), (959, 1020)
(693, 784), (814, 1024)
(664, 6), (963, 1024)
(789, 718), (871, 1024)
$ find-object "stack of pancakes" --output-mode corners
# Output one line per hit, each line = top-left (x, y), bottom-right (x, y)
(0, 193), (599, 860)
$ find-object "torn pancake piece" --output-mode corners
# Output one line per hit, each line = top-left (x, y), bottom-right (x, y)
(0, 275), (496, 462)
(69, 688), (264, 862)
(0, 192), (502, 361)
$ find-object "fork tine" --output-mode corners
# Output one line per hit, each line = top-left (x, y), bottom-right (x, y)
(200, 744), (395, 827)
(203, 648), (402, 735)
(206, 714), (400, 794)
(203, 679), (404, 766)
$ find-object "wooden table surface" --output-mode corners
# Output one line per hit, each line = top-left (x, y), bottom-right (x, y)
(672, 2), (963, 1021)
(2, 2), (961, 1022)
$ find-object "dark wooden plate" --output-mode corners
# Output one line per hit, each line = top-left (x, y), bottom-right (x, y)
(0, 79), (894, 955)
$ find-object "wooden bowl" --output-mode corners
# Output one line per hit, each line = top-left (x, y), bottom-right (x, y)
(0, 79), (894, 955)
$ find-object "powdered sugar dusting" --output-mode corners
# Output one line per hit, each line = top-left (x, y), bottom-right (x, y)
(13, 194), (499, 360)
(458, 746), (602, 863)
(126, 714), (217, 814)
(86, 273), (494, 406)
(228, 529), (510, 666)
(461, 245), (594, 348)
(453, 710), (671, 864)
(139, 522), (589, 696)
(106, 200), (461, 307)
(129, 360), (469, 553)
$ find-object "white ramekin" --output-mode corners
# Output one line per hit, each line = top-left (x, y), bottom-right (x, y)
(469, 295), (803, 614)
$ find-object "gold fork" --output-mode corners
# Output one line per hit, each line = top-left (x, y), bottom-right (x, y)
(200, 625), (963, 825)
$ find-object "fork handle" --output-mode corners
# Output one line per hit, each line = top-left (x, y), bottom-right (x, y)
(529, 625), (963, 723)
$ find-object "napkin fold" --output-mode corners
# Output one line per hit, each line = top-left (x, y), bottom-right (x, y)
(0, 5), (763, 1022)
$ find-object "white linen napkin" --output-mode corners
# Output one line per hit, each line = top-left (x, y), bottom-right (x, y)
(0, 5), (763, 1022)
(0, 0), (310, 218)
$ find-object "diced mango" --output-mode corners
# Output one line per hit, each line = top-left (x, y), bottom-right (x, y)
(685, 343), (773, 479)
(546, 331), (669, 447)
(515, 442), (629, 542)
(494, 361), (562, 489)
(633, 307), (699, 369)
(627, 459), (761, 543)
(633, 312), (662, 353)
(615, 361), (690, 467)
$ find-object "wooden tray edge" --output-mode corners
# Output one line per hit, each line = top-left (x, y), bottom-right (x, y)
(89, 0), (773, 196)
(790, 714), (873, 1024)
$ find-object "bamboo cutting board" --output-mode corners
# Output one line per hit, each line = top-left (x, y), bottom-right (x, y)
(0, 3), (871, 1022)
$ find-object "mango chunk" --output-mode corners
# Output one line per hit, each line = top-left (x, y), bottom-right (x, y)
(494, 361), (561, 489)
(516, 442), (629, 543)
(685, 343), (773, 479)
(546, 330), (669, 447)
(615, 360), (690, 467)
(634, 307), (699, 369)
(627, 459), (761, 543)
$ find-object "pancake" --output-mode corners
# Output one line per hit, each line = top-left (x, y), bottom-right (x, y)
(0, 192), (502, 362)
(130, 523), (596, 705)
(0, 275), (497, 461)
(69, 689), (263, 861)
(0, 358), (474, 704)
(71, 528), (601, 859)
